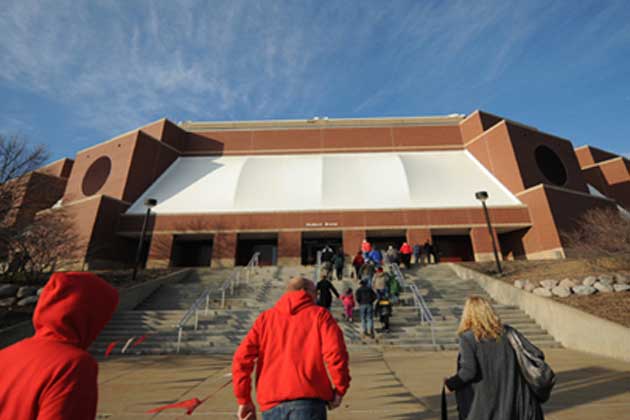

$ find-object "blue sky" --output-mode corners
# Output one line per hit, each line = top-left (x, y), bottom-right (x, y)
(1, 0), (629, 163)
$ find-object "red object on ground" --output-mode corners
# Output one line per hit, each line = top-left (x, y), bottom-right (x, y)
(131, 335), (148, 348)
(146, 379), (232, 415)
(232, 290), (350, 412)
(105, 341), (119, 357)
(0, 272), (119, 419)
(147, 398), (204, 415)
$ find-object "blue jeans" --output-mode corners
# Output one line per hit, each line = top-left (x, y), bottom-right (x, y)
(262, 399), (327, 420)
(360, 303), (374, 334)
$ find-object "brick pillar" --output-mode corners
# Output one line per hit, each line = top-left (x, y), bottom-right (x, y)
(146, 234), (173, 268)
(342, 230), (365, 257)
(470, 227), (503, 262)
(278, 231), (302, 266)
(211, 232), (237, 268)
(406, 228), (431, 246)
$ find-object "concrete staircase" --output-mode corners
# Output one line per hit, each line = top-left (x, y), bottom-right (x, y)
(91, 264), (559, 356)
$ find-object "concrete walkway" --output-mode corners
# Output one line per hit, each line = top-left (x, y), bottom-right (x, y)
(97, 348), (630, 419)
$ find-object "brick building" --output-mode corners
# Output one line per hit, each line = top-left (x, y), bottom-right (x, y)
(22, 111), (630, 268)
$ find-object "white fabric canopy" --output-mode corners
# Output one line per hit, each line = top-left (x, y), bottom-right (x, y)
(126, 151), (521, 214)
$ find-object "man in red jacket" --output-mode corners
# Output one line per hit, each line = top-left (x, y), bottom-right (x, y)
(0, 272), (119, 420)
(232, 277), (350, 420)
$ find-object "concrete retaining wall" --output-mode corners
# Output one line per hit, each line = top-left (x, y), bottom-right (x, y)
(0, 269), (192, 348)
(0, 320), (34, 348)
(449, 263), (630, 362)
(116, 269), (192, 312)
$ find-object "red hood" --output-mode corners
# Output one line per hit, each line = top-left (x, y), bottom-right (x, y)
(274, 290), (316, 315)
(33, 272), (119, 349)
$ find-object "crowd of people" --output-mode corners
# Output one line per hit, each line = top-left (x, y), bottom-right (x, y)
(317, 239), (438, 338)
(0, 252), (553, 420)
(317, 240), (407, 338)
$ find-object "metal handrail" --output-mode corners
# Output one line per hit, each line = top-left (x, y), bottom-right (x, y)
(312, 250), (322, 282)
(175, 252), (260, 353)
(389, 263), (436, 348)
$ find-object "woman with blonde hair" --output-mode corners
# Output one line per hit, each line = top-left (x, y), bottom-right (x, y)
(444, 295), (546, 420)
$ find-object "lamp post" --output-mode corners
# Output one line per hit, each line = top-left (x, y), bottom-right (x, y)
(131, 198), (157, 282)
(475, 191), (502, 274)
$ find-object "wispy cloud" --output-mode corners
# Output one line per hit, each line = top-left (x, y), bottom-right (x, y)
(0, 0), (629, 152)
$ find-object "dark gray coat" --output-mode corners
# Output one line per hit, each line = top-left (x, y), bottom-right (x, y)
(449, 327), (544, 420)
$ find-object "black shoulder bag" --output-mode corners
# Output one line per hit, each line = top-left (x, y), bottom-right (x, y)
(505, 325), (556, 402)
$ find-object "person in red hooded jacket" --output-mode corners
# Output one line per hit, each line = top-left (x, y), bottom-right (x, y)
(232, 277), (350, 420)
(0, 272), (119, 420)
(399, 242), (413, 268)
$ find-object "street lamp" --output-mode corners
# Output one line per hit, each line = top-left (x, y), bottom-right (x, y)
(131, 198), (157, 281)
(475, 191), (503, 274)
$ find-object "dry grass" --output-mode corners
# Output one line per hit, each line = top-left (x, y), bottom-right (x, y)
(560, 292), (630, 328)
(462, 258), (630, 283)
(461, 258), (630, 328)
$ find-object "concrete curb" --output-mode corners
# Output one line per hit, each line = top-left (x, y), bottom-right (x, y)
(448, 263), (630, 363)
(0, 269), (192, 348)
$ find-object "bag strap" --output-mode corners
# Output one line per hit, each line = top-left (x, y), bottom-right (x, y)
(441, 385), (448, 420)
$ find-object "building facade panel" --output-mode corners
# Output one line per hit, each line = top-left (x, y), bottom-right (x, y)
(277, 231), (302, 265)
(62, 131), (138, 204)
(122, 132), (179, 204)
(465, 122), (526, 194)
(391, 125), (463, 148)
(506, 123), (588, 193)
(470, 226), (503, 262)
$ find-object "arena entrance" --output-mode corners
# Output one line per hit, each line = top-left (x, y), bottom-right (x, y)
(432, 233), (474, 262)
(236, 233), (277, 266)
(171, 235), (213, 267)
(366, 230), (407, 252)
(301, 231), (342, 265)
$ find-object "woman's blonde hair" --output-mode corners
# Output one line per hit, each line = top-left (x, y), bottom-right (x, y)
(457, 295), (503, 341)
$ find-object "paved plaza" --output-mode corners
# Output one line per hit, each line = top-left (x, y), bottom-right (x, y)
(97, 348), (630, 419)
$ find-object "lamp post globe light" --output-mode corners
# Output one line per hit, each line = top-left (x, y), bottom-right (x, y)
(131, 198), (158, 282)
(475, 191), (503, 274)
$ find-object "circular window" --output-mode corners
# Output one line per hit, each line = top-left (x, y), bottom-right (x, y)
(534, 146), (567, 186)
(82, 156), (111, 196)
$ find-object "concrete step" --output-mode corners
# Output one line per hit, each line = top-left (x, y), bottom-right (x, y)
(90, 264), (562, 356)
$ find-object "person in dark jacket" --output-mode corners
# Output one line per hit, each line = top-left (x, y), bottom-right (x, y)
(355, 280), (377, 338)
(445, 295), (545, 420)
(332, 249), (345, 280)
(321, 245), (335, 273)
(316, 274), (339, 311)
(359, 261), (376, 288)
(374, 295), (393, 332)
(321, 245), (334, 263)
(412, 243), (421, 266)
(423, 239), (434, 264)
(352, 251), (364, 279)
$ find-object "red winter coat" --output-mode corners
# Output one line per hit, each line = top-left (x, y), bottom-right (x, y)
(341, 293), (355, 311)
(232, 290), (350, 412)
(0, 272), (118, 420)
(361, 241), (372, 253)
(400, 242), (413, 255)
(352, 254), (365, 267)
